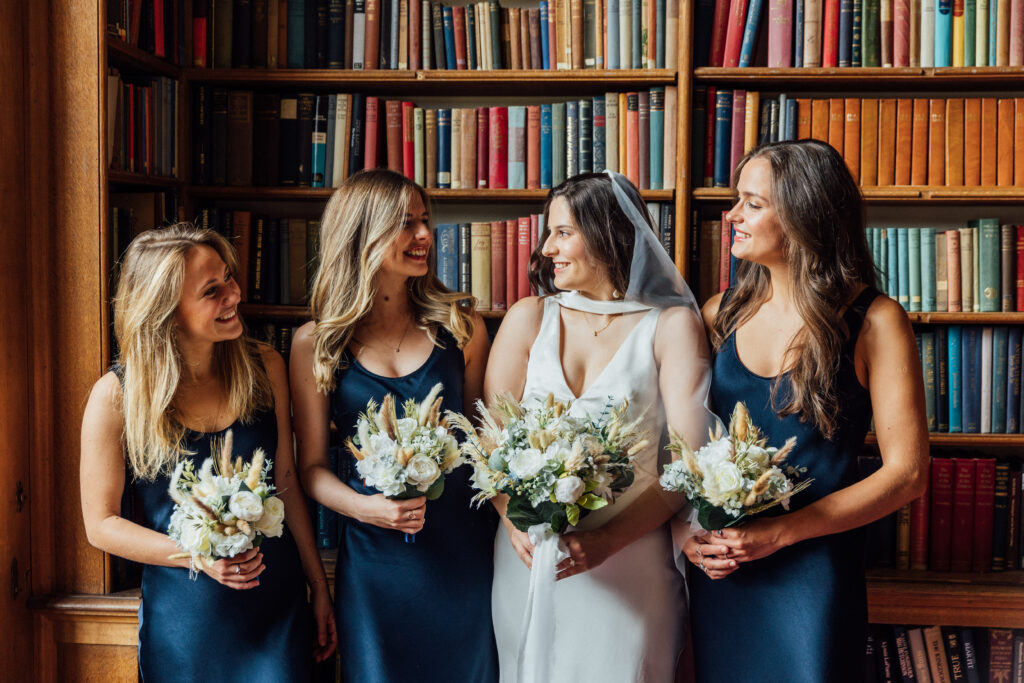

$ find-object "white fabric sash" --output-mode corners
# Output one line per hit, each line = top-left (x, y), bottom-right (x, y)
(515, 523), (570, 683)
(556, 290), (652, 315)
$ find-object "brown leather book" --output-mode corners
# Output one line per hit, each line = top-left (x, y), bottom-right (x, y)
(911, 98), (929, 185)
(1015, 98), (1024, 187)
(998, 98), (1014, 186)
(509, 7), (522, 69)
(226, 90), (254, 186)
(460, 108), (477, 190)
(811, 99), (829, 141)
(878, 99), (897, 186)
(364, 0), (381, 69)
(895, 98), (913, 185)
(828, 98), (845, 156)
(927, 98), (945, 186)
(981, 97), (998, 185)
(797, 98), (813, 140)
(945, 98), (965, 187)
(570, 0), (585, 69)
(520, 6), (531, 69)
(385, 100), (403, 173)
(526, 105), (541, 189)
(409, 0), (420, 69)
(844, 98), (861, 181)
(860, 98), (879, 186)
(946, 228), (962, 312)
(964, 98), (982, 186)
(528, 8), (543, 69)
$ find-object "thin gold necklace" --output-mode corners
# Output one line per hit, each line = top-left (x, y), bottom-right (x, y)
(582, 311), (620, 337)
(357, 317), (413, 353)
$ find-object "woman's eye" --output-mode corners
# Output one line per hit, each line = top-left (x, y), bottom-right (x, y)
(558, 230), (570, 237)
(746, 201), (760, 210)
(204, 287), (217, 297)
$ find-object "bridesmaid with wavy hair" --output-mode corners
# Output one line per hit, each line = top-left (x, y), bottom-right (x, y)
(289, 169), (497, 682)
(682, 140), (929, 683)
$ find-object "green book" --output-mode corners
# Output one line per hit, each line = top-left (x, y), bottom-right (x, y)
(964, 0), (977, 66)
(862, 0), (881, 66)
(973, 224), (981, 312)
(880, 229), (891, 295)
(921, 227), (937, 311)
(992, 325), (1008, 433)
(961, 224), (975, 311)
(897, 228), (909, 308)
(979, 217), (1000, 312)
(909, 228), (922, 312)
(922, 330), (937, 431)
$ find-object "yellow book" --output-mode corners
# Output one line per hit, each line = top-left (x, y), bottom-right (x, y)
(953, 7), (965, 66)
(744, 91), (760, 154)
(470, 222), (492, 311)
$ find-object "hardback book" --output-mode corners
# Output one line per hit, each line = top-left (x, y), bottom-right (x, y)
(437, 107), (452, 188)
(910, 481), (930, 569)
(863, 0), (880, 64)
(279, 96), (299, 185)
(1008, 326), (1023, 432)
(860, 98), (879, 185)
(1009, 468), (1022, 568)
(877, 99), (897, 185)
(981, 97), (998, 185)
(566, 101), (579, 178)
(978, 217), (1002, 312)
(424, 107), (437, 188)
(362, 96), (380, 171)
(961, 324), (983, 432)
(938, 324), (950, 431)
(988, 629), (1015, 681)
(894, 98), (913, 185)
(517, 217), (531, 300)
(923, 626), (951, 682)
(406, 102), (419, 182)
(580, 98), (594, 175)
(310, 94), (328, 188)
(540, 104), (553, 188)
(349, 93), (367, 175)
(649, 88), (664, 189)
(477, 108), (489, 189)
(457, 107), (475, 189)
(911, 97), (930, 184)
(909, 227), (922, 311)
(992, 325), (1009, 432)
(1002, 224), (1016, 310)
(948, 325), (964, 431)
(526, 105), (541, 190)
(920, 0), (935, 65)
(880, 0), (893, 65)
(949, 457), (976, 571)
(287, 217), (307, 304)
(324, 94), (337, 188)
(947, 229), (963, 312)
(936, 0), (953, 65)
(458, 223), (470, 296)
(489, 221), (506, 311)
(941, 627), (966, 681)
(923, 330), (937, 426)
(945, 98), (966, 186)
(253, 92), (280, 186)
(929, 458), (955, 570)
(551, 102), (566, 185)
(973, 458), (997, 571)
(922, 227), (937, 311)
(723, 0), (751, 65)
(906, 628), (932, 682)
(992, 460), (1011, 570)
(997, 98), (1015, 185)
(488, 106), (508, 189)
(928, 98), (946, 185)
(226, 90), (254, 187)
(435, 223), (458, 291)
(450, 106), (462, 188)
(960, 226), (975, 311)
(896, 503), (912, 569)
(385, 100), (402, 173)
(504, 219), (517, 309)
(844, 98), (861, 181)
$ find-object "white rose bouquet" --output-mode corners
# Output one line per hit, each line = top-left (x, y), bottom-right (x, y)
(660, 402), (812, 531)
(452, 392), (648, 533)
(167, 430), (285, 576)
(346, 383), (462, 541)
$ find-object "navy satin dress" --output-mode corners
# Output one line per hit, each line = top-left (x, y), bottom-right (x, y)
(329, 327), (499, 683)
(127, 378), (313, 682)
(688, 288), (879, 683)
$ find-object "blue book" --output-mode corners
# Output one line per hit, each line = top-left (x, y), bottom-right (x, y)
(540, 104), (553, 188)
(989, 0), (998, 65)
(921, 227), (937, 311)
(713, 90), (733, 188)
(908, 228), (922, 312)
(466, 6), (478, 70)
(540, 1), (552, 69)
(937, 326), (949, 431)
(288, 0), (307, 67)
(566, 101), (579, 178)
(324, 94), (337, 188)
(896, 228), (910, 309)
(508, 105), (527, 189)
(656, 0), (667, 67)
(606, 0), (620, 68)
(311, 95), (328, 188)
(1008, 326), (1022, 433)
(592, 96), (606, 176)
(794, 0), (805, 66)
(435, 223), (458, 291)
(839, 0), (854, 65)
(885, 228), (898, 297)
(437, 108), (452, 188)
(785, 98), (797, 140)
(993, 326), (1009, 433)
(579, 99), (592, 174)
(442, 6), (457, 70)
(878, 228), (889, 291)
(552, 102), (566, 185)
(632, 0), (642, 67)
(948, 325), (963, 432)
(649, 87), (663, 188)
(935, 0), (952, 66)
(962, 325), (982, 433)
(738, 0), (765, 67)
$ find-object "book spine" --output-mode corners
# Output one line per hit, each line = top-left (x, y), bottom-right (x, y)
(949, 324), (963, 431)
(424, 107), (437, 188)
(823, 0), (840, 65)
(936, 0), (953, 64)
(1008, 326), (1023, 432)
(974, 458), (997, 570)
(993, 326), (1009, 432)
(738, 0), (765, 66)
(517, 217), (531, 300)
(909, 228), (922, 312)
(551, 102), (566, 185)
(992, 461), (1010, 570)
(504, 219), (517, 307)
(476, 107), (489, 188)
(507, 106), (527, 189)
(894, 0), (911, 63)
(723, 0), (751, 66)
(921, 0), (935, 65)
(910, 482), (930, 569)
(839, 0), (854, 65)
(310, 94), (328, 187)
(979, 217), (1002, 312)
(922, 227), (937, 311)
(649, 88), (663, 190)
(435, 223), (458, 291)
(402, 101), (416, 179)
(929, 458), (955, 570)
(937, 325), (950, 431)
(437, 107), (451, 188)
(713, 90), (733, 188)
(949, 457), (976, 571)
(489, 221), (506, 311)
(923, 330), (937, 429)
(962, 325), (982, 432)
(580, 98), (594, 175)
(488, 106), (508, 189)
(458, 223), (470, 295)
(540, 104), (553, 188)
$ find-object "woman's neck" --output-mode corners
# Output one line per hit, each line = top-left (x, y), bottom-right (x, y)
(366, 272), (414, 325)
(575, 279), (618, 302)
(176, 338), (217, 384)
(763, 264), (797, 314)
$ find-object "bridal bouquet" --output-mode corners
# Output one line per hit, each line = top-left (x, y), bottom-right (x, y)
(167, 430), (285, 574)
(453, 393), (648, 533)
(660, 402), (812, 531)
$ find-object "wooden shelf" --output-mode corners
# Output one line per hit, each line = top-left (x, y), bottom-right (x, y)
(694, 66), (1024, 89)
(906, 312), (1024, 323)
(867, 571), (1024, 627)
(694, 186), (1024, 204)
(865, 432), (1024, 446)
(106, 36), (180, 78)
(191, 186), (673, 202)
(241, 303), (507, 321)
(107, 170), (182, 188)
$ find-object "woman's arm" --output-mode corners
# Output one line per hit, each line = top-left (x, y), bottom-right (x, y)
(289, 323), (425, 534)
(461, 311), (492, 411)
(80, 373), (264, 588)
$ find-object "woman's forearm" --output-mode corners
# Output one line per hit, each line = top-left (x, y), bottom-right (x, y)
(302, 462), (368, 522)
(597, 484), (687, 554)
(87, 515), (191, 569)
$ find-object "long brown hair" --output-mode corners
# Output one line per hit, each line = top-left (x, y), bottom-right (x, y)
(711, 140), (877, 439)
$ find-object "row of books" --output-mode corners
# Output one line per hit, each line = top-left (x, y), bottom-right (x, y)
(695, 0), (1024, 70)
(107, 0), (189, 66)
(110, 191), (183, 263)
(193, 88), (678, 190)
(867, 223), (1024, 314)
(865, 456), (1023, 573)
(692, 90), (1024, 189)
(193, 0), (677, 70)
(106, 72), (180, 178)
(865, 624), (1023, 682)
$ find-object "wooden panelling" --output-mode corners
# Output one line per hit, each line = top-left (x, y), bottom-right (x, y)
(33, 593), (140, 683)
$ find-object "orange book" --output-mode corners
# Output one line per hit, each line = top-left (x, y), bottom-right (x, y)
(460, 108), (477, 190)
(385, 100), (403, 173)
(526, 105), (541, 189)
(945, 98), (965, 187)
(911, 98), (929, 185)
(364, 96), (381, 170)
(625, 92), (640, 187)
(490, 221), (506, 311)
(828, 98), (845, 156)
(797, 98), (812, 139)
(516, 217), (531, 300)
(844, 99), (861, 181)
(963, 98), (981, 186)
(453, 6), (468, 69)
(744, 92), (760, 154)
(878, 99), (897, 186)
(571, 0), (584, 69)
(364, 0), (381, 69)
(1015, 98), (1024, 187)
(509, 8), (522, 69)
(997, 98), (1014, 186)
(860, 98), (879, 186)
(895, 99), (913, 185)
(927, 98), (946, 186)
(981, 97), (998, 185)
(811, 99), (829, 141)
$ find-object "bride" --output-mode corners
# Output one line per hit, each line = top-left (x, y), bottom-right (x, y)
(485, 171), (719, 682)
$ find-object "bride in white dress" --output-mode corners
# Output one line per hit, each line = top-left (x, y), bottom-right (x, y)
(485, 171), (719, 682)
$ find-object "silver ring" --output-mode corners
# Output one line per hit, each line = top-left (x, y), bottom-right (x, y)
(696, 547), (703, 558)
(569, 558), (576, 567)
(698, 559), (705, 572)
(234, 565), (240, 575)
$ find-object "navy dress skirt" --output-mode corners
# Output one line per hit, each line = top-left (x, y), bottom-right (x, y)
(329, 327), (499, 683)
(688, 288), (880, 683)
(129, 402), (313, 682)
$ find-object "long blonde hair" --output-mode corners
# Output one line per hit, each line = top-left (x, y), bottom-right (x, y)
(309, 169), (475, 393)
(114, 224), (273, 480)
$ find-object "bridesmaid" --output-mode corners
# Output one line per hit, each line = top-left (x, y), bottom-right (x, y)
(80, 225), (336, 682)
(682, 140), (929, 683)
(289, 169), (497, 682)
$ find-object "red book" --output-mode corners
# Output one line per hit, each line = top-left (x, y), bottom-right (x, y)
(625, 93), (640, 187)
(402, 102), (415, 179)
(929, 458), (955, 571)
(476, 108), (489, 188)
(768, 0), (793, 67)
(153, 0), (166, 58)
(1011, 0), (1024, 65)
(822, 0), (840, 66)
(909, 477), (930, 570)
(453, 6), (468, 69)
(894, 0), (910, 65)
(722, 0), (750, 67)
(193, 5), (208, 67)
(488, 107), (509, 189)
(517, 216), (531, 300)
(703, 87), (717, 187)
(1017, 225), (1024, 311)
(490, 221), (507, 311)
(505, 219), (517, 308)
(364, 96), (380, 170)
(710, 0), (731, 65)
(526, 105), (541, 189)
(365, 0), (381, 69)
(1008, 470), (1022, 569)
(385, 100), (403, 173)
(719, 211), (731, 292)
(410, 0), (421, 70)
(973, 459), (996, 572)
(950, 458), (976, 572)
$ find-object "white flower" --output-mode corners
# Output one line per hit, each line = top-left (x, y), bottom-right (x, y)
(544, 442), (573, 467)
(471, 462), (500, 492)
(592, 470), (615, 499)
(508, 448), (546, 479)
(255, 496), (285, 537)
(211, 529), (252, 558)
(368, 432), (398, 456)
(357, 419), (372, 448)
(696, 439), (734, 468)
(178, 516), (212, 555)
(743, 445), (771, 469)
(396, 417), (419, 441)
(554, 476), (585, 504)
(228, 491), (264, 522)
(405, 454), (442, 491)
(708, 461), (744, 499)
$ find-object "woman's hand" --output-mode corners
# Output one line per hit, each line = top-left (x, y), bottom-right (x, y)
(353, 493), (427, 534)
(706, 517), (788, 565)
(309, 579), (338, 662)
(555, 528), (619, 581)
(681, 534), (738, 580)
(198, 547), (265, 589)
(502, 518), (535, 569)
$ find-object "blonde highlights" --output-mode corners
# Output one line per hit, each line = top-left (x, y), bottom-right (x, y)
(114, 224), (273, 480)
(309, 169), (475, 393)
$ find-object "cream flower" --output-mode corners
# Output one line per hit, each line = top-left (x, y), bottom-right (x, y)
(509, 448), (546, 479)
(255, 496), (285, 537)
(228, 491), (265, 522)
(405, 454), (442, 491)
(554, 475), (585, 504)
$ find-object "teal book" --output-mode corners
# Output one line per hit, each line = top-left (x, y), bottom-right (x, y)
(656, 0), (666, 67)
(988, 0), (997, 64)
(978, 217), (1001, 312)
(922, 331), (937, 431)
(935, 0), (952, 66)
(886, 228), (899, 298)
(437, 108), (451, 188)
(1007, 326), (1022, 433)
(631, 0), (642, 67)
(879, 229), (890, 293)
(565, 101), (578, 178)
(897, 228), (910, 309)
(324, 94), (336, 188)
(551, 102), (566, 186)
(310, 95), (328, 188)
(964, 0), (976, 65)
(962, 325), (982, 433)
(540, 104), (553, 189)
(973, 225), (980, 312)
(992, 326), (1009, 433)
(507, 105), (527, 190)
(649, 87), (664, 190)
(948, 324), (963, 432)
(921, 227), (937, 311)
(937, 326), (949, 431)
(909, 228), (922, 312)
(288, 0), (306, 67)
(489, 0), (503, 68)
(738, 0), (765, 67)
(442, 6), (457, 69)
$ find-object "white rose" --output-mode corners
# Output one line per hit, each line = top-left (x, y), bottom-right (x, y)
(178, 517), (212, 555)
(228, 491), (265, 522)
(405, 454), (442, 491)
(211, 529), (252, 558)
(396, 417), (419, 441)
(509, 448), (546, 479)
(743, 445), (771, 469)
(255, 496), (285, 537)
(554, 475), (585, 504)
(696, 439), (734, 470)
(368, 432), (398, 456)
(710, 461), (744, 498)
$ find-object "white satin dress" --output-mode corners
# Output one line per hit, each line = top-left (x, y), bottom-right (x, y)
(491, 294), (686, 683)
